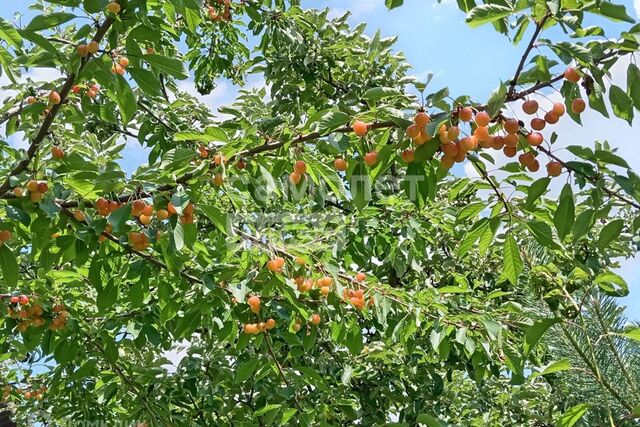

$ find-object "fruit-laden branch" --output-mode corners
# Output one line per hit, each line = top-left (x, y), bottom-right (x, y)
(13, 47), (637, 211)
(57, 203), (205, 286)
(508, 50), (623, 101)
(536, 145), (640, 209)
(508, 12), (552, 98)
(0, 17), (115, 196)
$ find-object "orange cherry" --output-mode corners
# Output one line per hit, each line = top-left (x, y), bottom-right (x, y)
(522, 99), (538, 115)
(51, 146), (64, 159)
(405, 124), (420, 139)
(352, 120), (368, 137)
(527, 159), (540, 172)
(413, 131), (431, 145)
(473, 126), (490, 142)
(527, 132), (544, 146)
(49, 91), (61, 105)
(441, 142), (458, 158)
(289, 172), (302, 185)
(564, 67), (580, 83)
(294, 160), (306, 175)
(546, 161), (562, 177)
(310, 313), (321, 325)
(265, 318), (276, 329)
(503, 146), (517, 158)
(363, 151), (378, 167)
(334, 158), (348, 171)
(531, 118), (546, 131)
(503, 118), (519, 134)
(544, 111), (559, 124)
(401, 149), (414, 163)
(552, 102), (565, 117)
(414, 111), (431, 127)
(459, 107), (473, 122)
(475, 111), (490, 127)
(571, 98), (586, 114)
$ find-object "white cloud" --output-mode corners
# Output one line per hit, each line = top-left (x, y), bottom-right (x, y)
(635, 0), (640, 18)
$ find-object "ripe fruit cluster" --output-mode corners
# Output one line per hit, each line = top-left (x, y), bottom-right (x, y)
(289, 160), (307, 185)
(72, 82), (101, 99)
(266, 257), (285, 273)
(95, 197), (123, 216)
(128, 231), (151, 251)
(50, 304), (69, 331)
(76, 40), (100, 58)
(295, 276), (333, 295)
(22, 179), (49, 202)
(111, 57), (129, 75)
(207, 0), (232, 22)
(342, 288), (368, 310)
(243, 318), (276, 335)
(405, 111), (433, 145)
(4, 297), (66, 332)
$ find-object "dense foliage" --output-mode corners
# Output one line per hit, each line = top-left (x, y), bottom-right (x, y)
(0, 0), (639, 425)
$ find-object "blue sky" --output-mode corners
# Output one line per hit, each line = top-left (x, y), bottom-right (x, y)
(1, 1), (638, 320)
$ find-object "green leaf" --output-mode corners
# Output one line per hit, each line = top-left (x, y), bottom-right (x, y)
(143, 54), (188, 79)
(317, 111), (350, 135)
(621, 328), (640, 342)
(572, 209), (594, 240)
(128, 67), (163, 97)
(385, 0), (404, 9)
(594, 149), (629, 168)
(0, 244), (18, 287)
(0, 17), (22, 49)
(174, 130), (226, 144)
(556, 404), (588, 427)
(597, 218), (623, 250)
(103, 337), (119, 363)
(485, 82), (507, 117)
(554, 184), (575, 241)
(26, 12), (76, 31)
(524, 177), (550, 209)
(594, 271), (628, 296)
(254, 404), (282, 417)
(526, 221), (562, 250)
(524, 318), (559, 355)
(466, 4), (513, 28)
(457, 202), (485, 223)
(541, 358), (571, 375)
(235, 359), (260, 384)
(363, 87), (403, 102)
(592, 2), (635, 23)
(115, 74), (137, 125)
(609, 85), (634, 125)
(350, 162), (371, 211)
(97, 281), (118, 312)
(628, 63), (640, 110)
(502, 233), (523, 285)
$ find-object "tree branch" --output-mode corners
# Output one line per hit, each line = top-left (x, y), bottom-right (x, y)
(508, 13), (552, 98)
(0, 17), (115, 195)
